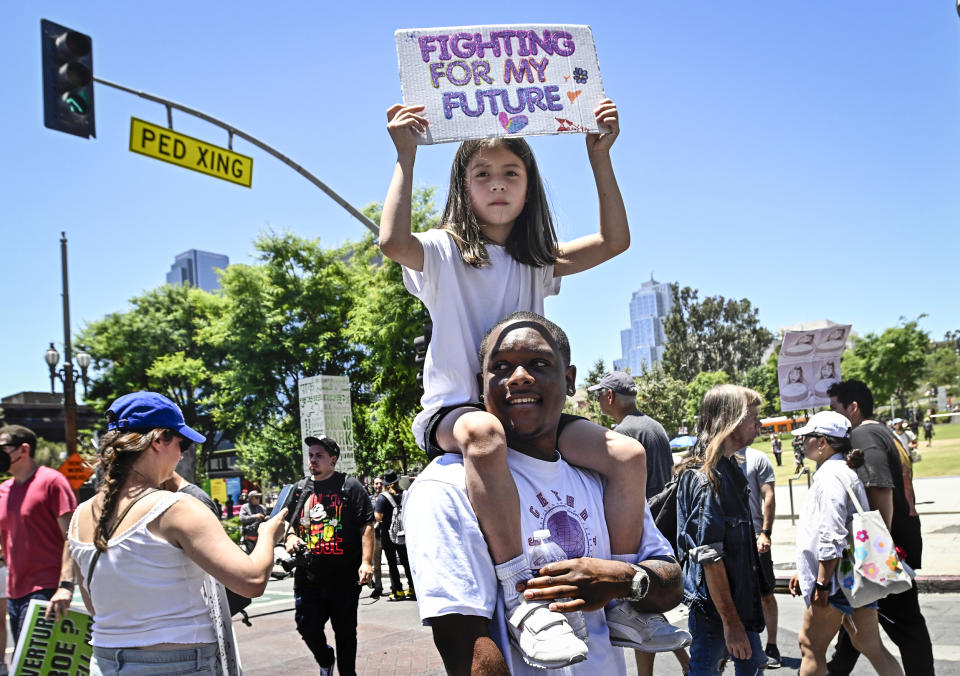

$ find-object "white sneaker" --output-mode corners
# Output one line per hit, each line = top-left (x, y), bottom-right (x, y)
(507, 600), (589, 669)
(606, 603), (692, 652)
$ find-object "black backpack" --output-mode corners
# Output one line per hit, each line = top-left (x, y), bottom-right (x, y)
(648, 474), (680, 558)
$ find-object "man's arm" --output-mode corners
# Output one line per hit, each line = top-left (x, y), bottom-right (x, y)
(46, 512), (76, 620)
(702, 560), (752, 660)
(430, 614), (509, 676)
(358, 522), (374, 586)
(522, 555), (683, 613)
(866, 486), (894, 530)
(757, 482), (775, 554)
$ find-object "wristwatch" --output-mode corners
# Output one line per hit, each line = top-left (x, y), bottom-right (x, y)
(58, 580), (75, 592)
(618, 564), (650, 602)
(814, 580), (830, 592)
(760, 529), (772, 537)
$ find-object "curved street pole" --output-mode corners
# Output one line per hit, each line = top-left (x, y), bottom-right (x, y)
(93, 76), (380, 236)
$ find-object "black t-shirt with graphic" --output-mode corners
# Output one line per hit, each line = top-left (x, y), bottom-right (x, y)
(289, 472), (374, 586)
(851, 422), (923, 569)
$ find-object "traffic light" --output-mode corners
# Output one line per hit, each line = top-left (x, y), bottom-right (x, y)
(40, 19), (96, 139)
(414, 322), (432, 389)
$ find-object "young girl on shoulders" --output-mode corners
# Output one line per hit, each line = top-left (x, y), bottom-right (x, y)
(381, 100), (684, 666)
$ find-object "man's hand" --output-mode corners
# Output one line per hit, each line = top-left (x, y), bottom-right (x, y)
(45, 587), (73, 622)
(756, 532), (771, 554)
(522, 557), (632, 612)
(722, 618), (752, 660)
(358, 561), (374, 586)
(788, 573), (801, 597)
(284, 535), (305, 555)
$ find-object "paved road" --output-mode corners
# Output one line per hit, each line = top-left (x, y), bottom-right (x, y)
(236, 577), (960, 675)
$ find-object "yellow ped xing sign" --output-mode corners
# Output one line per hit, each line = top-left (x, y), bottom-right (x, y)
(129, 117), (253, 187)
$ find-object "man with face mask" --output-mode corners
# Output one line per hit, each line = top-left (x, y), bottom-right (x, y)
(0, 425), (77, 648)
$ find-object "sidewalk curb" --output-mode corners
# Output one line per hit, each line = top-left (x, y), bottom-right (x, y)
(774, 574), (960, 594)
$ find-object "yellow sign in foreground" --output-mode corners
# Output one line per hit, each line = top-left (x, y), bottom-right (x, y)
(129, 117), (253, 187)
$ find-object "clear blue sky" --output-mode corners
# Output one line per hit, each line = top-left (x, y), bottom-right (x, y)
(3, 3), (959, 400)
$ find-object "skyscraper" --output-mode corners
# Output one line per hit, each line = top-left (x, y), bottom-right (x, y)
(165, 249), (229, 292)
(613, 276), (673, 374)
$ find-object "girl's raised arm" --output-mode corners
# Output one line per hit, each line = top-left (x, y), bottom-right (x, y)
(380, 104), (428, 271)
(554, 99), (630, 277)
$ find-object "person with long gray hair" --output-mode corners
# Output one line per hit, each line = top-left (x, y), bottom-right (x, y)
(66, 392), (287, 675)
(675, 385), (767, 675)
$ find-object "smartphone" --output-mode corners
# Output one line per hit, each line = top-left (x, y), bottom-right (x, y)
(271, 483), (296, 519)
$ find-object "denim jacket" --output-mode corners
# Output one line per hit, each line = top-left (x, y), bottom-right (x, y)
(676, 455), (764, 631)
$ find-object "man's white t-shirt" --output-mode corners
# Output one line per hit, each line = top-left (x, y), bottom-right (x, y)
(402, 229), (560, 447)
(403, 449), (675, 676)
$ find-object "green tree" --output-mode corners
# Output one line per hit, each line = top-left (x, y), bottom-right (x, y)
(842, 318), (929, 413)
(662, 285), (774, 383)
(633, 365), (689, 438)
(77, 284), (227, 480)
(202, 232), (365, 485)
(923, 344), (960, 395)
(344, 189), (439, 475)
(740, 352), (781, 418)
(685, 371), (731, 428)
(576, 358), (614, 427)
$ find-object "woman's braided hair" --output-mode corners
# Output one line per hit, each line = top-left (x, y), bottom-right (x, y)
(93, 423), (170, 552)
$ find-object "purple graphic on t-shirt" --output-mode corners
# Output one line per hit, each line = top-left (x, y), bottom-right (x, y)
(547, 510), (586, 558)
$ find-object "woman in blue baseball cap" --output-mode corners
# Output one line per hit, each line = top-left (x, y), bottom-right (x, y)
(62, 392), (287, 675)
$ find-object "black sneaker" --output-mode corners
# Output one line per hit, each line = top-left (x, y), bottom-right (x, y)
(764, 645), (781, 669)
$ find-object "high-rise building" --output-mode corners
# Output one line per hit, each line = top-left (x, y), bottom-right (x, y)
(165, 249), (229, 292)
(613, 276), (673, 374)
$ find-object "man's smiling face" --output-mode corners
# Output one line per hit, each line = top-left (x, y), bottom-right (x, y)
(482, 321), (575, 457)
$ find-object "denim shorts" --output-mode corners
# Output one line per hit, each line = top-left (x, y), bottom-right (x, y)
(828, 589), (878, 616)
(91, 644), (221, 676)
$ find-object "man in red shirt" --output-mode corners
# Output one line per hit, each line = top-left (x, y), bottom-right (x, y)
(0, 425), (77, 645)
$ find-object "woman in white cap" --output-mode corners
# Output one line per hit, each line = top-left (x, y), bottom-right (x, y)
(64, 392), (288, 675)
(788, 411), (902, 676)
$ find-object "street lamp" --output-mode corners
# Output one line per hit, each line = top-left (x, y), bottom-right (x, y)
(44, 341), (92, 397)
(44, 232), (90, 456)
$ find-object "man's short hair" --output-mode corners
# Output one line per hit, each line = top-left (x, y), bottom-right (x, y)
(477, 311), (571, 368)
(0, 424), (37, 457)
(827, 379), (874, 419)
(305, 435), (340, 457)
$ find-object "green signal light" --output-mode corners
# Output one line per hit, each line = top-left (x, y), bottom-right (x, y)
(63, 91), (90, 115)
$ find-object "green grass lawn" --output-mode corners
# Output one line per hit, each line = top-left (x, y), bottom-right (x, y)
(749, 422), (960, 485)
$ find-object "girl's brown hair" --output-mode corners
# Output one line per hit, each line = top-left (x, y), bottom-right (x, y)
(93, 427), (170, 551)
(440, 137), (558, 268)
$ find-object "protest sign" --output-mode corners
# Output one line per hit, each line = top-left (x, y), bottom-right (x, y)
(11, 600), (92, 676)
(777, 324), (851, 412)
(298, 375), (355, 475)
(396, 24), (606, 144)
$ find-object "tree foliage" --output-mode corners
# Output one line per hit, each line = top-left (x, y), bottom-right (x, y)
(577, 358), (614, 428)
(344, 189), (438, 474)
(201, 232), (365, 485)
(841, 318), (929, 412)
(662, 285), (774, 383)
(924, 343), (960, 394)
(77, 284), (227, 480)
(739, 352), (781, 418)
(685, 371), (731, 429)
(633, 365), (689, 438)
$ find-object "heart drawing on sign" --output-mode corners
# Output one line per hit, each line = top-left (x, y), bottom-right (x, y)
(567, 90), (583, 103)
(498, 111), (529, 133)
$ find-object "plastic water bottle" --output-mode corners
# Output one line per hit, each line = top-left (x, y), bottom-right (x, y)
(528, 528), (588, 641)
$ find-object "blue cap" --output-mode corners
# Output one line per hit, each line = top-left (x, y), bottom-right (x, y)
(106, 392), (205, 443)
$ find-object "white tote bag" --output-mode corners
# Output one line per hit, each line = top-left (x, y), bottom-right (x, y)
(837, 474), (915, 608)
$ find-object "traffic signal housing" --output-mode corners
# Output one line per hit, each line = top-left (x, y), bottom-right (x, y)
(41, 19), (96, 138)
(414, 322), (432, 389)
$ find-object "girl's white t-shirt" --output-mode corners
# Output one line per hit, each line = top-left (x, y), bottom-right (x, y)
(402, 228), (560, 448)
